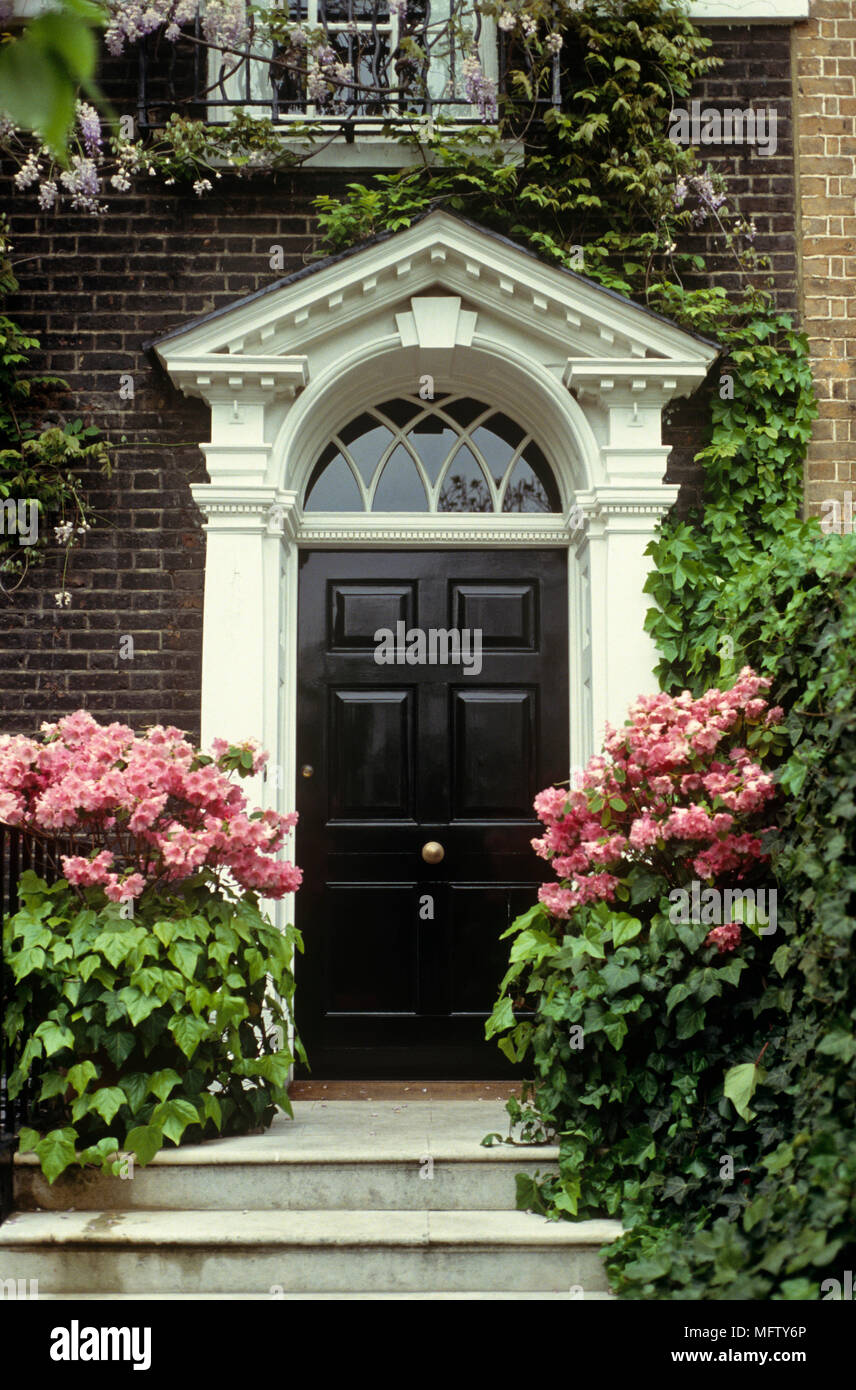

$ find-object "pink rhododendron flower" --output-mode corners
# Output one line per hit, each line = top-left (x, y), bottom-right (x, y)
(532, 669), (778, 927)
(705, 921), (742, 953)
(0, 712), (300, 904)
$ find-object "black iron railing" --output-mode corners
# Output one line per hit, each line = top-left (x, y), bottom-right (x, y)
(135, 1), (560, 134)
(0, 829), (74, 1225)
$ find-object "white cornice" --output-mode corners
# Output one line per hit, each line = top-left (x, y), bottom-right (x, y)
(686, 0), (808, 22)
(564, 357), (714, 403)
(151, 211), (718, 372)
(156, 354), (309, 402)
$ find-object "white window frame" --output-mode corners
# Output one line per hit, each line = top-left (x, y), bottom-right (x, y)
(206, 0), (499, 140)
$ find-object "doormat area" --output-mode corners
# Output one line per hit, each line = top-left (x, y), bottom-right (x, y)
(288, 1081), (521, 1101)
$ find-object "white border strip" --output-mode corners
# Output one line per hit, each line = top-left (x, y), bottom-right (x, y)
(687, 0), (808, 23)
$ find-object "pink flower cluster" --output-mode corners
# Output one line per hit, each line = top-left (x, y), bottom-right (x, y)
(532, 668), (781, 919)
(705, 921), (742, 954)
(0, 711), (301, 903)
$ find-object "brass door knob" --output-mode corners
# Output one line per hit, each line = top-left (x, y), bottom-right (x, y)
(421, 840), (445, 864)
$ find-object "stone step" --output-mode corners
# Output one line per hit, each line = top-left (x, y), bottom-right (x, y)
(15, 1102), (559, 1213)
(0, 1209), (622, 1296)
(32, 1290), (617, 1300)
(15, 1155), (557, 1213)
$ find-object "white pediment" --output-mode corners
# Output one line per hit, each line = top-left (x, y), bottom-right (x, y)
(152, 209), (718, 407)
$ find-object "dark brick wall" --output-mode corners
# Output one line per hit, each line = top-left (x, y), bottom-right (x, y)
(663, 23), (798, 508)
(0, 23), (799, 736)
(1, 172), (341, 739)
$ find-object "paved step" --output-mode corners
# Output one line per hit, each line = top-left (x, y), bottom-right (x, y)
(15, 1156), (557, 1213)
(32, 1290), (616, 1301)
(0, 1209), (621, 1296)
(15, 1102), (559, 1212)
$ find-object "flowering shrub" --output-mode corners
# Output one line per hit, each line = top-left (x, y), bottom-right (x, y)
(4, 870), (304, 1182)
(485, 667), (787, 1231)
(0, 713), (304, 1183)
(0, 709), (302, 904)
(531, 667), (781, 920)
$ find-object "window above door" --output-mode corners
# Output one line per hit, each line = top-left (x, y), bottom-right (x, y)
(200, 0), (520, 133)
(303, 395), (562, 514)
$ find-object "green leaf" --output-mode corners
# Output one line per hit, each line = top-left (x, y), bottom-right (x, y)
(501, 901), (550, 939)
(102, 1030), (136, 1069)
(33, 1019), (74, 1057)
(117, 986), (161, 1027)
(147, 1069), (182, 1103)
(89, 1086), (126, 1123)
(79, 953), (102, 981)
(723, 1061), (765, 1122)
(125, 1124), (164, 1166)
(201, 1092), (222, 1130)
(150, 1098), (200, 1146)
(38, 1071), (70, 1102)
(121, 1073), (150, 1113)
(168, 941), (203, 980)
(66, 1060), (98, 1096)
(816, 1031), (856, 1064)
(612, 914), (642, 948)
(12, 945), (46, 981)
(167, 1013), (210, 1061)
(485, 995), (515, 1039)
(233, 1052), (291, 1087)
(34, 1127), (79, 1184)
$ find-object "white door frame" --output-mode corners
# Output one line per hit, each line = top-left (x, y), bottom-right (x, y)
(151, 211), (719, 927)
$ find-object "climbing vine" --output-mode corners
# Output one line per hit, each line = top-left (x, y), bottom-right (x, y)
(0, 219), (110, 602)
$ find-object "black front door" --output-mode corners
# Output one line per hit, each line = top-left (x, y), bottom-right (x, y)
(294, 549), (569, 1078)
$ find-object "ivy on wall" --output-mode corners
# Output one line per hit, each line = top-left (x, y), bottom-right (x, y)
(0, 220), (109, 603)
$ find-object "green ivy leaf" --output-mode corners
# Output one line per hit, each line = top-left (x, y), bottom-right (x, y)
(147, 1069), (183, 1103)
(150, 1097), (200, 1145)
(34, 1127), (79, 1184)
(167, 1013), (210, 1061)
(125, 1124), (164, 1166)
(66, 1060), (98, 1096)
(723, 1061), (765, 1122)
(33, 1019), (74, 1057)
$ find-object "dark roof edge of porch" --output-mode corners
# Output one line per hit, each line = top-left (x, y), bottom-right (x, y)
(142, 204), (721, 354)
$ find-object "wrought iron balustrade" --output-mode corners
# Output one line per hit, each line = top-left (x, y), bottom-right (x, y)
(135, 0), (560, 133)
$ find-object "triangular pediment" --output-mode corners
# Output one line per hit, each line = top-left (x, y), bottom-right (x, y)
(150, 209), (718, 400)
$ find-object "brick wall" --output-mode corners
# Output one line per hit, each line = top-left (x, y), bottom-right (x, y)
(0, 22), (802, 735)
(664, 23), (799, 508)
(1, 173), (339, 739)
(795, 0), (856, 516)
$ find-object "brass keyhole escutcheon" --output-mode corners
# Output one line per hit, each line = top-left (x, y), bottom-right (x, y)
(301, 764), (314, 778)
(421, 840), (445, 864)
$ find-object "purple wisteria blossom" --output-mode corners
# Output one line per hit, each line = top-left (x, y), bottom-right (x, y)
(462, 54), (497, 122)
(76, 102), (102, 158)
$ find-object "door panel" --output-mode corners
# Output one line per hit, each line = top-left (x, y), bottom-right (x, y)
(451, 689), (536, 819)
(329, 689), (414, 820)
(295, 549), (569, 1078)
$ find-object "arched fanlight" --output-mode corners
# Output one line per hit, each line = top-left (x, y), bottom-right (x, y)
(303, 394), (562, 514)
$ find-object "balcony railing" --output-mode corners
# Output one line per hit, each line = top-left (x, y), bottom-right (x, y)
(135, 0), (560, 135)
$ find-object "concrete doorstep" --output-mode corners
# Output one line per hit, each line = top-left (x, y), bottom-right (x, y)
(1, 1100), (621, 1300)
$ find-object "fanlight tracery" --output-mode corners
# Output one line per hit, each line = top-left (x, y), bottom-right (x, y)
(303, 395), (563, 514)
